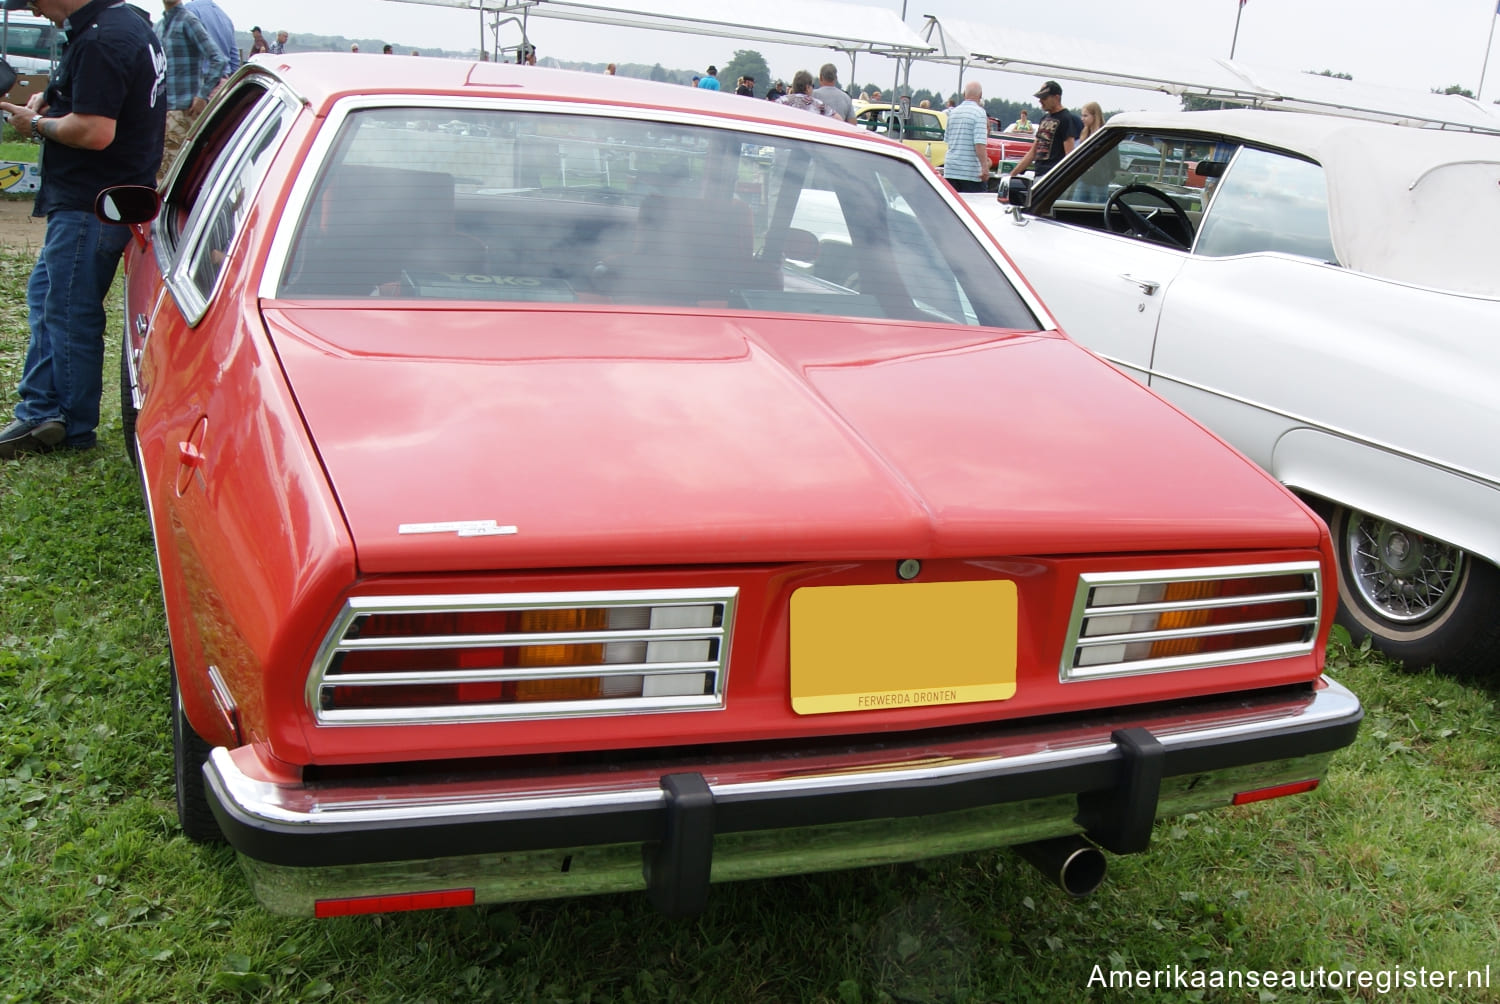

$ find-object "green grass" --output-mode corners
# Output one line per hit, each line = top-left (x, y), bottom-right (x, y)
(0, 139), (39, 162)
(3, 243), (1499, 1001)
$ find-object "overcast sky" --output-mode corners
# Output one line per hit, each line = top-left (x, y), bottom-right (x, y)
(207, 0), (1500, 108)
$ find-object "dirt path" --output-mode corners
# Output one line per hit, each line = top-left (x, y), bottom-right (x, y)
(0, 197), (46, 251)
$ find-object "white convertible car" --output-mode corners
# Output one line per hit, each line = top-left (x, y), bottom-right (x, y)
(969, 109), (1500, 673)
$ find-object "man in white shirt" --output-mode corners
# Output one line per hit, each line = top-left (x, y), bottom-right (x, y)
(942, 80), (988, 192)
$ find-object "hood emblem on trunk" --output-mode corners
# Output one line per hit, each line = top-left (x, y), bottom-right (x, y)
(398, 519), (519, 538)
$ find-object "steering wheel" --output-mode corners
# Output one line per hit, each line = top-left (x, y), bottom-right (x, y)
(1104, 184), (1193, 249)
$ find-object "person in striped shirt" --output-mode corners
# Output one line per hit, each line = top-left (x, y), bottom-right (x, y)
(942, 80), (989, 192)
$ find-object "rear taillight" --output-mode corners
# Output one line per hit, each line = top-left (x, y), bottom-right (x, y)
(309, 589), (736, 724)
(1061, 563), (1321, 680)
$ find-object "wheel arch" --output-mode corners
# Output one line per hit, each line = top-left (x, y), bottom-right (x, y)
(1272, 427), (1500, 572)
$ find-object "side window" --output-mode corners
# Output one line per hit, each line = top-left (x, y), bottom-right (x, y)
(160, 83), (274, 246)
(184, 98), (296, 301)
(857, 109), (891, 137)
(1194, 147), (1337, 262)
(908, 112), (943, 141)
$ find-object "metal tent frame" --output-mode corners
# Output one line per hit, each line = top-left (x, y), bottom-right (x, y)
(919, 16), (1500, 135)
(382, 0), (933, 92)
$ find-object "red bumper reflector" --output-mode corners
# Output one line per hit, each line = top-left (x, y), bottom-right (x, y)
(314, 888), (476, 918)
(1231, 778), (1320, 805)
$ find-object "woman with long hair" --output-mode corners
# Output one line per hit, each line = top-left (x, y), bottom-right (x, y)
(1074, 101), (1115, 203)
(1079, 102), (1105, 141)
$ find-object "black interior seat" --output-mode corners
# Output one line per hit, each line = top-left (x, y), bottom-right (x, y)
(283, 164), (486, 296)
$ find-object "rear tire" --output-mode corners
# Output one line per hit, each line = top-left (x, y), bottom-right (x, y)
(171, 658), (224, 843)
(1329, 505), (1500, 674)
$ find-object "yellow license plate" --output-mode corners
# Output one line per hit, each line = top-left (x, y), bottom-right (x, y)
(790, 580), (1017, 715)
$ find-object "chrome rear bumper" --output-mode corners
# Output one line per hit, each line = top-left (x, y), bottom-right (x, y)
(207, 677), (1361, 916)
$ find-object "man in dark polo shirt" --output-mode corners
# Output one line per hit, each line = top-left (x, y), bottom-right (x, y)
(0, 0), (165, 459)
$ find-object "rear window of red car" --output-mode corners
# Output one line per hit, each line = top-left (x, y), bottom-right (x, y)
(276, 107), (1039, 331)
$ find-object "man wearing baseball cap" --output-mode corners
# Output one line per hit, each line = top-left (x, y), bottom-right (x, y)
(1011, 79), (1082, 179)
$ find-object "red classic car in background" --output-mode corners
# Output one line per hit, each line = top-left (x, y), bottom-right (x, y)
(109, 54), (1359, 919)
(988, 117), (1035, 182)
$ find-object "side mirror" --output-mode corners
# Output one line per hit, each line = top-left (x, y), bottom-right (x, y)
(1007, 173), (1032, 209)
(94, 185), (161, 225)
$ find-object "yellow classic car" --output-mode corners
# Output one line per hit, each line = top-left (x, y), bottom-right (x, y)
(853, 102), (948, 170)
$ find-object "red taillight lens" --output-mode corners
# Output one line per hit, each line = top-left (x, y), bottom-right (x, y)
(337, 608), (614, 675)
(1150, 575), (1314, 659)
(350, 610), (513, 638)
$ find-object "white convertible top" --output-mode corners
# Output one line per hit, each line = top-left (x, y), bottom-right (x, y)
(1108, 110), (1500, 298)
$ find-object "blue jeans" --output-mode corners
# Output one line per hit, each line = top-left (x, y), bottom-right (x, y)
(14, 210), (131, 449)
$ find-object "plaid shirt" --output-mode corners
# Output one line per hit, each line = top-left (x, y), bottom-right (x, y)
(158, 4), (227, 110)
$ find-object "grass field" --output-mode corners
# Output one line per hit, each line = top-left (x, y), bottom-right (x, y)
(1, 243), (1498, 1002)
(0, 139), (39, 162)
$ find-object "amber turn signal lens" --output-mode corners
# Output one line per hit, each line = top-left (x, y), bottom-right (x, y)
(1148, 580), (1219, 658)
(512, 677), (603, 702)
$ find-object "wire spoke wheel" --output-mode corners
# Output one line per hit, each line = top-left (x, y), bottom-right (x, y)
(1343, 512), (1462, 623)
(1327, 502), (1500, 674)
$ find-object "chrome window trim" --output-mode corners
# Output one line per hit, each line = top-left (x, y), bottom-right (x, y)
(158, 81), (301, 326)
(154, 77), (279, 268)
(306, 587), (738, 725)
(1184, 139), (1243, 256)
(1059, 561), (1322, 682)
(254, 94), (1049, 326)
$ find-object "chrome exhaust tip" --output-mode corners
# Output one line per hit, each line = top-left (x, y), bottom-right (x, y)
(1015, 835), (1107, 897)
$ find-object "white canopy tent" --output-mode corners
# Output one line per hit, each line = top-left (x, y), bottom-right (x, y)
(380, 1), (1500, 133)
(920, 17), (1500, 135)
(383, 0), (933, 87)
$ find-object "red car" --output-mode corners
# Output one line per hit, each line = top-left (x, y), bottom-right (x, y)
(987, 117), (1035, 183)
(107, 55), (1359, 919)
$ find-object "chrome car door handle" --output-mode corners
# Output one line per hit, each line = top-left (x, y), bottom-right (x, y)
(134, 313), (150, 336)
(1120, 274), (1160, 295)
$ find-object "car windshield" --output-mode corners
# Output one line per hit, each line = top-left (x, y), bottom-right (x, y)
(277, 106), (1037, 329)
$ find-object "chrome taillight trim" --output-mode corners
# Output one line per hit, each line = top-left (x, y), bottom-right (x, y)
(1072, 615), (1317, 647)
(1059, 562), (1321, 682)
(307, 588), (737, 725)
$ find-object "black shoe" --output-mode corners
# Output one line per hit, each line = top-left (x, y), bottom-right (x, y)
(0, 418), (66, 459)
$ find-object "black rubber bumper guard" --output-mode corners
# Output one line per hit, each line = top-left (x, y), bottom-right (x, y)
(645, 726), (1164, 917)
